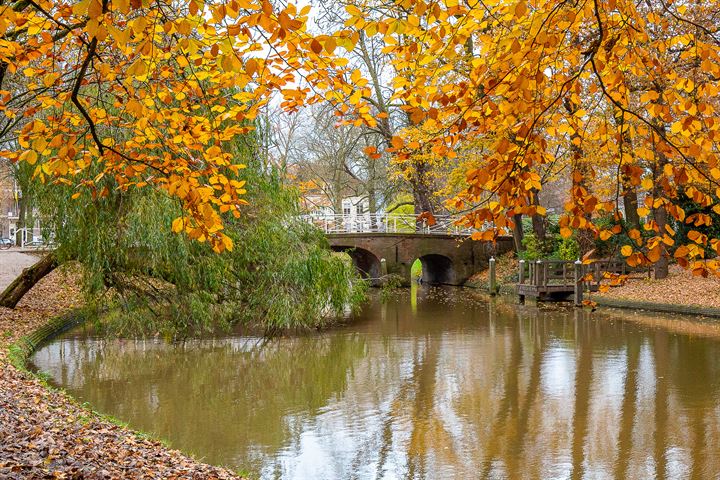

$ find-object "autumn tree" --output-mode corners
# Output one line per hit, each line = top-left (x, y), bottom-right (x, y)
(341, 0), (720, 277)
(1, 0), (375, 252)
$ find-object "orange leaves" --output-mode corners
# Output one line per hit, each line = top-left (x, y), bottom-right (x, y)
(19, 150), (38, 165)
(5, 0), (371, 254)
(416, 211), (436, 226)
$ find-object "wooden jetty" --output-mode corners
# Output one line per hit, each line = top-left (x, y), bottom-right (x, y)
(517, 259), (647, 305)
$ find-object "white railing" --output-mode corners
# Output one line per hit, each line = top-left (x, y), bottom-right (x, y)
(301, 213), (476, 235)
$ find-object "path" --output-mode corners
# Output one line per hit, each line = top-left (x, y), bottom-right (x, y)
(0, 251), (39, 291)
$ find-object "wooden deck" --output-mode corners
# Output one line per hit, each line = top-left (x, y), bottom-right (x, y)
(517, 259), (648, 304)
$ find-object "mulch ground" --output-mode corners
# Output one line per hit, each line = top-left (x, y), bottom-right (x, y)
(594, 263), (720, 309)
(0, 265), (242, 479)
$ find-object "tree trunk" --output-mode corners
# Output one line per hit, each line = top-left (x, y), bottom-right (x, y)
(529, 189), (546, 242)
(0, 253), (58, 308)
(652, 104), (669, 280)
(512, 213), (524, 253)
(612, 109), (641, 231)
(622, 186), (641, 231)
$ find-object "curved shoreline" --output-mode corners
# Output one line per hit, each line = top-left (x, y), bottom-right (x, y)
(592, 296), (720, 318)
(468, 281), (720, 319)
(7, 311), (85, 371)
(0, 270), (244, 479)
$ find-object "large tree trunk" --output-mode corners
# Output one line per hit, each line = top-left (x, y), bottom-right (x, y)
(529, 189), (546, 242)
(0, 253), (57, 308)
(612, 109), (641, 231)
(622, 185), (641, 231)
(512, 213), (524, 253)
(652, 100), (670, 280)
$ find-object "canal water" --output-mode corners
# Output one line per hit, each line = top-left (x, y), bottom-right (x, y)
(31, 287), (720, 479)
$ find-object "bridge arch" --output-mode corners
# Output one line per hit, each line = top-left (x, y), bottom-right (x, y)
(331, 246), (382, 282)
(417, 254), (455, 285)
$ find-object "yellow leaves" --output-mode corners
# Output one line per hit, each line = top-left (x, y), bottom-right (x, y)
(72, 0), (90, 16)
(640, 90), (660, 103)
(125, 98), (143, 116)
(245, 58), (258, 76)
(513, 1), (528, 19)
(126, 58), (148, 77)
(345, 4), (362, 17)
(646, 244), (662, 263)
(131, 17), (148, 35)
(88, 0), (104, 18)
(115, 0), (130, 14)
(620, 245), (633, 257)
(471, 230), (496, 241)
(172, 217), (185, 233)
(687, 230), (707, 245)
(599, 230), (613, 241)
(19, 150), (38, 165)
(43, 73), (59, 88)
(560, 227), (572, 238)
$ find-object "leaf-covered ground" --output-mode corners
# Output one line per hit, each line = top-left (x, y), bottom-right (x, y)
(0, 255), (242, 479)
(594, 264), (720, 309)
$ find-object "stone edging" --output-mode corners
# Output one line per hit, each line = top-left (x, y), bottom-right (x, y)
(592, 297), (720, 318)
(466, 281), (720, 318)
(8, 310), (85, 370)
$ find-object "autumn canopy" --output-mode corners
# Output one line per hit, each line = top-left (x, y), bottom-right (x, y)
(3, 0), (720, 274)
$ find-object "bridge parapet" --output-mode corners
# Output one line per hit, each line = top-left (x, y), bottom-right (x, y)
(302, 213), (479, 236)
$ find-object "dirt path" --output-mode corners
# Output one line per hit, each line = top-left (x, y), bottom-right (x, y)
(0, 251), (39, 291)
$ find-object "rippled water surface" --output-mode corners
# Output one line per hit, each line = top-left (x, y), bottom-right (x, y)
(31, 288), (720, 479)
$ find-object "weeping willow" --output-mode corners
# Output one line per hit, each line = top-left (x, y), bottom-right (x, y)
(23, 133), (365, 338)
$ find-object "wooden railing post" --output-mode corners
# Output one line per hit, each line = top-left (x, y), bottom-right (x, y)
(574, 259), (584, 307)
(518, 259), (526, 285)
(489, 257), (497, 295)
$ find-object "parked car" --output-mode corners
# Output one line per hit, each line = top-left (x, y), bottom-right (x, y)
(0, 237), (12, 249)
(24, 240), (46, 249)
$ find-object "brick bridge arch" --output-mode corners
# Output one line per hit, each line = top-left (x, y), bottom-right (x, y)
(327, 233), (514, 286)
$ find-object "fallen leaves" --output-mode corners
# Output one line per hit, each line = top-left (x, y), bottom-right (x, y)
(595, 264), (720, 309)
(0, 264), (243, 479)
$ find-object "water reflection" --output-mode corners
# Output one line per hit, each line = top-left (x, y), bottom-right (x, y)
(32, 288), (720, 479)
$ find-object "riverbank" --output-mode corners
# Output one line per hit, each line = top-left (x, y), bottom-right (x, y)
(593, 263), (720, 309)
(0, 256), (242, 479)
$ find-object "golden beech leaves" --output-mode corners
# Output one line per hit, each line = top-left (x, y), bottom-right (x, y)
(1, 0), (371, 252)
(336, 0), (720, 276)
(5, 0), (720, 272)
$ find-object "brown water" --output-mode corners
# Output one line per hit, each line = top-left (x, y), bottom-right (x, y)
(31, 287), (720, 479)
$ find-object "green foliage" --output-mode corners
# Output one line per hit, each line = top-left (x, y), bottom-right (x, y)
(410, 259), (422, 280)
(592, 214), (648, 258)
(24, 135), (365, 338)
(519, 233), (555, 260)
(557, 236), (580, 260)
(386, 194), (416, 232)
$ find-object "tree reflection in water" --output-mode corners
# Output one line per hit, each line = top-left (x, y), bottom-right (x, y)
(32, 288), (720, 479)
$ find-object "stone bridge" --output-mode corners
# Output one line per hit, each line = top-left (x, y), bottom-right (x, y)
(327, 233), (515, 286)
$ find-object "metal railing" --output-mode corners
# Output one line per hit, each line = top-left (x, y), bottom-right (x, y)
(301, 213), (477, 235)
